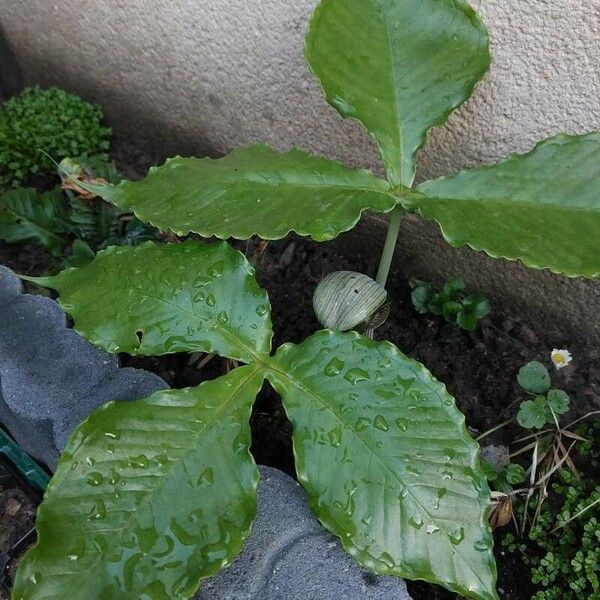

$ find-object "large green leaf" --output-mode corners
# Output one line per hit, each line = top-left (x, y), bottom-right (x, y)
(266, 330), (497, 600)
(413, 133), (600, 278)
(13, 366), (263, 600)
(77, 145), (396, 241)
(305, 0), (490, 186)
(22, 240), (272, 362)
(0, 187), (70, 255)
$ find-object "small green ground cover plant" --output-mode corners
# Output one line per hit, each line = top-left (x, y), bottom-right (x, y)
(10, 0), (600, 599)
(410, 278), (490, 331)
(503, 419), (600, 599)
(0, 86), (111, 187)
(482, 356), (600, 598)
(0, 157), (156, 271)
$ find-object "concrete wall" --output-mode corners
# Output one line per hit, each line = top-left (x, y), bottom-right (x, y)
(1, 0), (599, 342)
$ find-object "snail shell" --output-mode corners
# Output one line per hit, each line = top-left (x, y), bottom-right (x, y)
(313, 271), (387, 331)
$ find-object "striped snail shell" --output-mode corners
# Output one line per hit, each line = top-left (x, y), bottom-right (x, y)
(313, 271), (387, 331)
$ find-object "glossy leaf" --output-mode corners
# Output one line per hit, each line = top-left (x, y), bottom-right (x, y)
(22, 240), (272, 362)
(414, 133), (600, 277)
(0, 187), (70, 255)
(266, 330), (497, 600)
(305, 0), (490, 186)
(77, 145), (396, 241)
(13, 366), (263, 600)
(517, 361), (550, 395)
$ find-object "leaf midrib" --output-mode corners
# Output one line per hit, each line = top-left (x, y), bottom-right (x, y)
(381, 5), (406, 187)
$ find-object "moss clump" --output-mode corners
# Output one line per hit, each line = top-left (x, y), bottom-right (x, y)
(0, 86), (111, 187)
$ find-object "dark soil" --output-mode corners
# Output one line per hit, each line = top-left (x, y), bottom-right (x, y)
(0, 465), (37, 599)
(1, 143), (599, 599)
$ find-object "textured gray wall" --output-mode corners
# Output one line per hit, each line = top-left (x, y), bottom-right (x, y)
(1, 0), (599, 341)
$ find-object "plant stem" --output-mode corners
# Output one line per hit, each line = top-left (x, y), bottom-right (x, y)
(476, 418), (514, 442)
(550, 496), (600, 533)
(376, 207), (403, 288)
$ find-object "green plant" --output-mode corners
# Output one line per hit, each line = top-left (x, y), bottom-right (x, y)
(503, 420), (600, 599)
(517, 361), (570, 429)
(11, 1), (600, 599)
(0, 157), (156, 271)
(0, 86), (111, 187)
(411, 278), (490, 331)
(481, 357), (597, 539)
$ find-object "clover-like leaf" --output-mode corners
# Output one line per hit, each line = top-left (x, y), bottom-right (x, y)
(305, 0), (490, 186)
(517, 361), (551, 395)
(76, 145), (397, 242)
(266, 330), (497, 600)
(413, 133), (600, 277)
(504, 464), (526, 486)
(21, 240), (272, 363)
(0, 187), (70, 255)
(517, 397), (550, 430)
(13, 366), (263, 600)
(547, 389), (570, 415)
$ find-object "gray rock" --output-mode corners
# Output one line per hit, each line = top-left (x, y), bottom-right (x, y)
(198, 466), (411, 600)
(0, 266), (167, 469)
(480, 444), (510, 471)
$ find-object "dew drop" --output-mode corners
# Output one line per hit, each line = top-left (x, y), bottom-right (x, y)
(193, 275), (211, 287)
(86, 472), (104, 486)
(104, 430), (120, 440)
(443, 448), (457, 462)
(209, 261), (224, 277)
(87, 499), (107, 520)
(344, 367), (370, 385)
(379, 552), (395, 568)
(355, 417), (371, 432)
(197, 467), (214, 485)
(435, 487), (448, 509)
(217, 311), (229, 324)
(373, 415), (389, 432)
(328, 427), (343, 448)
(449, 527), (465, 545)
(474, 539), (490, 552)
(409, 515), (423, 529)
(324, 357), (345, 377)
(192, 290), (206, 303)
(206, 294), (216, 307)
(255, 304), (269, 317)
(395, 417), (408, 431)
(130, 455), (149, 469)
(426, 524), (440, 534)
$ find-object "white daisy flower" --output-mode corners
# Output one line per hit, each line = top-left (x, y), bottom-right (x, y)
(551, 349), (572, 370)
